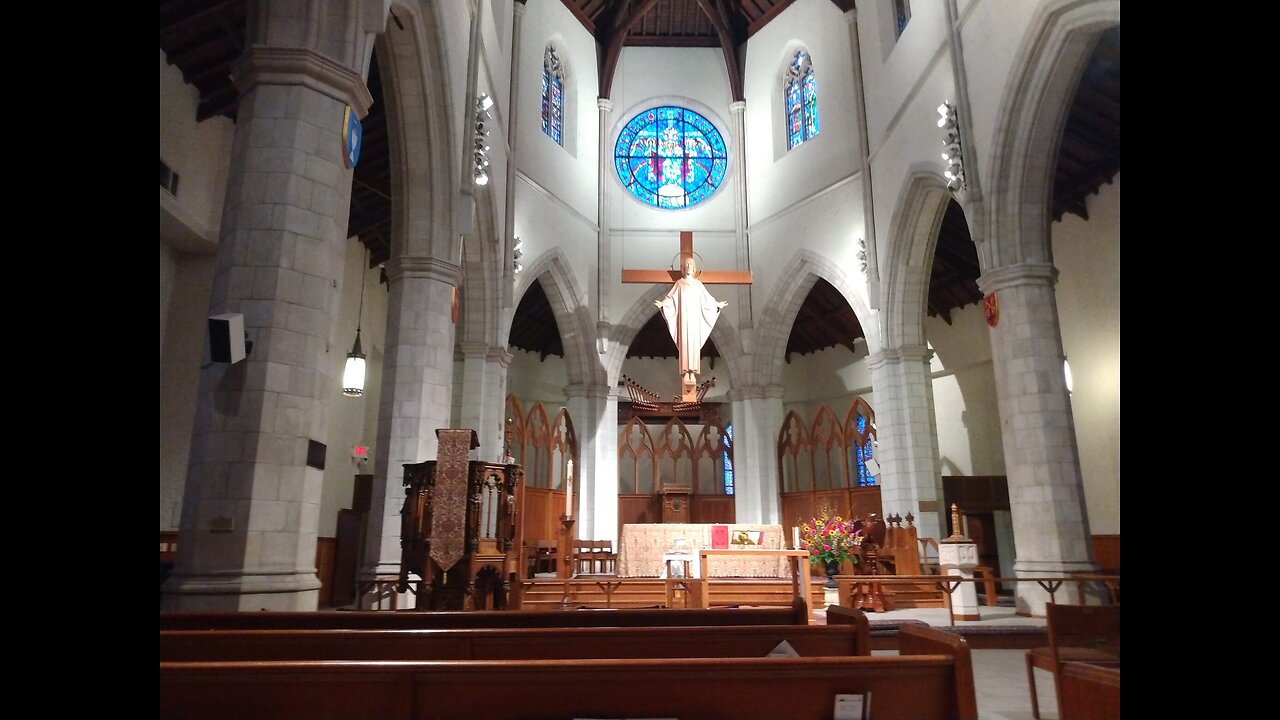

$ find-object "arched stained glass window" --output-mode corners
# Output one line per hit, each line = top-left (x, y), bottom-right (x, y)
(785, 50), (819, 150)
(542, 45), (564, 145)
(614, 106), (727, 209)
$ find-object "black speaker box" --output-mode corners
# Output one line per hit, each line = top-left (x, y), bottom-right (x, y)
(208, 313), (247, 363)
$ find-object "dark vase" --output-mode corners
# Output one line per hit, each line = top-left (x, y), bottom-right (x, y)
(824, 559), (841, 589)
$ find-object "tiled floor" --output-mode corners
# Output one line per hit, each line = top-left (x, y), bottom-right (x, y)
(817, 590), (1061, 720)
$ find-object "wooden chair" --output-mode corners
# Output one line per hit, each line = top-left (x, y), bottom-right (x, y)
(1026, 603), (1120, 719)
(573, 540), (617, 575)
(532, 539), (557, 576)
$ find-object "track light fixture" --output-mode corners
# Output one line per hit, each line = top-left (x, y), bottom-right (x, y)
(936, 101), (966, 192)
(474, 93), (493, 186)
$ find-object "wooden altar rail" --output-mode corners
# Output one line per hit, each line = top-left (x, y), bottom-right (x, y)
(835, 574), (1121, 626)
(160, 624), (977, 720)
(160, 619), (872, 663)
(159, 598), (811, 631)
(697, 549), (813, 614)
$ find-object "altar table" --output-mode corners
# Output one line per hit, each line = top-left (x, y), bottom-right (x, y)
(616, 523), (790, 578)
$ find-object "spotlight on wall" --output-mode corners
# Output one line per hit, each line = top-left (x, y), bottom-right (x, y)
(512, 236), (524, 275)
(474, 93), (493, 186)
(1064, 358), (1074, 396)
(936, 101), (965, 192)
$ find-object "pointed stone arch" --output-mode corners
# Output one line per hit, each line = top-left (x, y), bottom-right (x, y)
(880, 167), (953, 349)
(986, 0), (1121, 267)
(512, 248), (601, 386)
(379, 2), (459, 263)
(752, 250), (872, 387)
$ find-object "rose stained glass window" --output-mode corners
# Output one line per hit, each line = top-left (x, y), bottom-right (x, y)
(614, 106), (727, 209)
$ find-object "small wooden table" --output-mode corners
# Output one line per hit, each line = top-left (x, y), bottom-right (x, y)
(696, 549), (812, 616)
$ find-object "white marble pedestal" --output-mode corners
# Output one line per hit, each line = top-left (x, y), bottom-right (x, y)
(939, 540), (981, 621)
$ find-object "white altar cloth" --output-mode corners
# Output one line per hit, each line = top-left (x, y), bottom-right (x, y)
(616, 523), (789, 578)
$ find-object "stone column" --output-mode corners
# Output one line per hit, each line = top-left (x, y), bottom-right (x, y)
(460, 343), (512, 461)
(866, 346), (945, 540)
(565, 383), (618, 544)
(728, 385), (785, 524)
(360, 256), (461, 606)
(595, 98), (614, 354)
(978, 262), (1095, 615)
(163, 34), (373, 610)
(728, 100), (752, 331)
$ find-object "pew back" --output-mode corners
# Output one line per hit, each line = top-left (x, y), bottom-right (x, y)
(160, 622), (870, 662)
(160, 625), (975, 720)
(159, 597), (809, 630)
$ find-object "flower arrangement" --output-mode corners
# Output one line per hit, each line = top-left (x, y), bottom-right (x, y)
(799, 507), (865, 567)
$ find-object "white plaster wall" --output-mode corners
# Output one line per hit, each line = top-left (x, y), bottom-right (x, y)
(318, 238), (389, 537)
(159, 250), (215, 530)
(780, 345), (873, 409)
(507, 348), (570, 409)
(159, 49), (234, 247)
(513, 182), (598, 321)
(742, 0), (860, 223)
(927, 303), (1004, 476)
(1052, 173), (1120, 535)
(516, 0), (600, 214)
(854, 0), (951, 147)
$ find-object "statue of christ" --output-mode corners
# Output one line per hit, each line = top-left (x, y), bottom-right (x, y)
(654, 255), (728, 387)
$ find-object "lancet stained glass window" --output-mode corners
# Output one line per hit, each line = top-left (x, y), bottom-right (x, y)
(853, 411), (876, 487)
(614, 106), (727, 209)
(541, 45), (564, 145)
(722, 423), (735, 496)
(785, 50), (819, 150)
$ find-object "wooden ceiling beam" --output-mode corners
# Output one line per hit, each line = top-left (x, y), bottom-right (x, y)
(599, 0), (661, 98)
(696, 0), (745, 101)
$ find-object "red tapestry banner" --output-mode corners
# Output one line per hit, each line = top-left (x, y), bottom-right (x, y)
(429, 429), (478, 573)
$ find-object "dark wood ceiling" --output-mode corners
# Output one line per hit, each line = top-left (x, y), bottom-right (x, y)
(161, 2), (1118, 361)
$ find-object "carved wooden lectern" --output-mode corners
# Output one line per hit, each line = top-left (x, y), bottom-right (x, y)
(398, 429), (525, 610)
(661, 485), (692, 523)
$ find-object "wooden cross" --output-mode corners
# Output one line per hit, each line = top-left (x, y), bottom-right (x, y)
(621, 231), (752, 401)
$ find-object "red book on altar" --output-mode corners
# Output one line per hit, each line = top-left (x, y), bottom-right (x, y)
(711, 525), (729, 549)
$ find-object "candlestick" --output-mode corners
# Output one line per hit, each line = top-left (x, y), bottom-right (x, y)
(565, 458), (574, 518)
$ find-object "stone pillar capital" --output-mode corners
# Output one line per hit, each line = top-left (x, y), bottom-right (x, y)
(598, 98), (613, 112)
(384, 256), (462, 286)
(231, 46), (373, 116)
(729, 100), (746, 114)
(977, 262), (1057, 295)
(565, 382), (612, 400)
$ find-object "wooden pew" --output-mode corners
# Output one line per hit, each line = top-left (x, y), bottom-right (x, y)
(160, 623), (977, 720)
(161, 621), (871, 662)
(1057, 661), (1120, 720)
(159, 596), (809, 630)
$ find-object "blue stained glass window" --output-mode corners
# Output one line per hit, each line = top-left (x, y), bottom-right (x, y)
(614, 106), (728, 209)
(855, 413), (866, 435)
(856, 437), (876, 487)
(542, 46), (564, 146)
(722, 424), (734, 496)
(785, 51), (819, 150)
(894, 0), (912, 39)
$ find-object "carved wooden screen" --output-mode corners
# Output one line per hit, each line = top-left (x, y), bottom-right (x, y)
(778, 398), (881, 563)
(506, 395), (577, 547)
(618, 416), (735, 529)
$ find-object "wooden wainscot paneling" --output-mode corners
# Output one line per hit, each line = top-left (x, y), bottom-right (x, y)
(1092, 534), (1120, 572)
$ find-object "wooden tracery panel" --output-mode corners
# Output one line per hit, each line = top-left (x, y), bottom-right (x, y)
(618, 416), (735, 530)
(779, 398), (881, 556)
(506, 396), (578, 551)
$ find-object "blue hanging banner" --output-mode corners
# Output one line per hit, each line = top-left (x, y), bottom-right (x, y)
(342, 105), (362, 169)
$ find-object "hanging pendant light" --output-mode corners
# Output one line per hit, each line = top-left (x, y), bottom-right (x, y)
(342, 250), (368, 397)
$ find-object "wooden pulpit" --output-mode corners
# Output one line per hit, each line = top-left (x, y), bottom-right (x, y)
(398, 429), (525, 611)
(661, 485), (692, 523)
